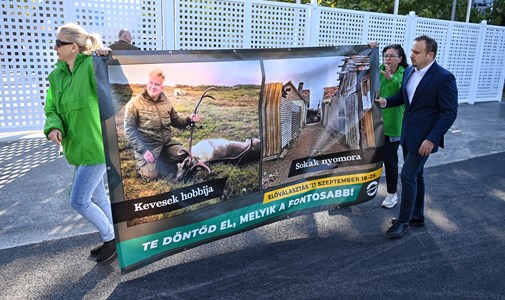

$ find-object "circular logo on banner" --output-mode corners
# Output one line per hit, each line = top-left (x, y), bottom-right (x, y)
(366, 181), (378, 196)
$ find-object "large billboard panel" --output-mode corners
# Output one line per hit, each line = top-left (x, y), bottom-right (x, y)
(100, 45), (383, 273)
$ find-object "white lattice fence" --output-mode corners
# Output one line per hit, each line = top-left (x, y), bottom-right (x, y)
(445, 24), (480, 101)
(71, 0), (163, 51)
(0, 0), (163, 131)
(477, 26), (505, 101)
(318, 7), (367, 46)
(172, 1), (505, 105)
(249, 1), (308, 48)
(310, 8), (505, 104)
(414, 18), (451, 65)
(0, 0), (59, 130)
(174, 0), (309, 49)
(176, 0), (247, 49)
(367, 13), (408, 48)
(1, 0), (505, 132)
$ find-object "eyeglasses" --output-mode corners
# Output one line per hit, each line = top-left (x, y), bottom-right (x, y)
(55, 40), (74, 48)
(383, 54), (400, 58)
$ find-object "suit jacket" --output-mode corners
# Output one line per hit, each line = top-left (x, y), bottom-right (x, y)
(109, 40), (140, 51)
(386, 61), (458, 154)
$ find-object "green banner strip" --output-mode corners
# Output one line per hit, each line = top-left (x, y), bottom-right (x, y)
(118, 184), (361, 268)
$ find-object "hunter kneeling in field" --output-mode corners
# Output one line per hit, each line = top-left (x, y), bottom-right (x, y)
(124, 68), (200, 180)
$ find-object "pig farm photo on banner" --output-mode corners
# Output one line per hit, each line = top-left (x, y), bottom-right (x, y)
(102, 45), (383, 273)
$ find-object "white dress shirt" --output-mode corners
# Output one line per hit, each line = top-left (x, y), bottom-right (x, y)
(405, 61), (435, 103)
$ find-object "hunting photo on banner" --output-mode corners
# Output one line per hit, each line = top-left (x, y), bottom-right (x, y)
(99, 45), (383, 273)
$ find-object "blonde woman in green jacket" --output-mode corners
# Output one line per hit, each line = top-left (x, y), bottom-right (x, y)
(44, 23), (115, 263)
(380, 44), (408, 209)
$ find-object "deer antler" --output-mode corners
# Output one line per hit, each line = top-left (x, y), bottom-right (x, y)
(188, 87), (217, 165)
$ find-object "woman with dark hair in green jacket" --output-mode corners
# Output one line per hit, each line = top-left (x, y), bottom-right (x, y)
(44, 23), (116, 263)
(380, 44), (409, 209)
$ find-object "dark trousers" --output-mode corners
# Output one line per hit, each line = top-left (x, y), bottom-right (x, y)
(158, 143), (188, 177)
(383, 136), (402, 194)
(398, 150), (429, 223)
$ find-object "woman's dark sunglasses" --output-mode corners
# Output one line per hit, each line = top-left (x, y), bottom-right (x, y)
(55, 40), (74, 48)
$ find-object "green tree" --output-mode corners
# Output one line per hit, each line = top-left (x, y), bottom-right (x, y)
(483, 0), (505, 26)
(334, 0), (475, 21)
(270, 0), (504, 24)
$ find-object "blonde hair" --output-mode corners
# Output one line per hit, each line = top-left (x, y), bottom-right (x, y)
(149, 68), (165, 81)
(57, 23), (102, 55)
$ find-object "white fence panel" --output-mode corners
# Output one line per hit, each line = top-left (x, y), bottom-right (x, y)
(0, 0), (163, 131)
(174, 0), (309, 50)
(318, 7), (367, 46)
(71, 1), (163, 51)
(250, 1), (308, 48)
(366, 13), (408, 49)
(175, 0), (247, 49)
(413, 17), (451, 66)
(0, 0), (61, 130)
(476, 25), (505, 102)
(1, 0), (504, 132)
(445, 23), (480, 102)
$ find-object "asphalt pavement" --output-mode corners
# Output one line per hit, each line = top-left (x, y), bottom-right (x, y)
(1, 101), (504, 299)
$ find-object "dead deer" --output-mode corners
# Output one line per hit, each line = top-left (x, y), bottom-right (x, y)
(176, 138), (261, 181)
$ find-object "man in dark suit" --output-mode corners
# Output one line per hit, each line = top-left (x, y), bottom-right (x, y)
(375, 35), (458, 239)
(109, 29), (140, 51)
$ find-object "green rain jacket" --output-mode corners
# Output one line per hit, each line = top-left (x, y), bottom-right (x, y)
(380, 64), (406, 137)
(44, 53), (105, 166)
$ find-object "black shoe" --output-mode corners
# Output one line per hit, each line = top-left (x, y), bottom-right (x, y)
(385, 222), (409, 239)
(96, 239), (117, 263)
(90, 244), (103, 257)
(391, 217), (425, 227)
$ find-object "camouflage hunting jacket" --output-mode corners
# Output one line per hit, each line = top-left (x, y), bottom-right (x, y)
(124, 89), (191, 164)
